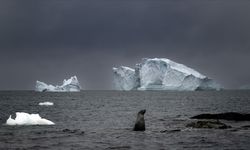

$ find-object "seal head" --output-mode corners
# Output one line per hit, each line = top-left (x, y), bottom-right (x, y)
(133, 109), (146, 131)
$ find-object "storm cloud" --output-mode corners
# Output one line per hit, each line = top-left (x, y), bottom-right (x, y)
(0, 0), (250, 90)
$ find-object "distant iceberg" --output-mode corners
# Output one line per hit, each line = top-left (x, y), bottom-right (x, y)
(239, 85), (250, 90)
(113, 58), (221, 91)
(35, 76), (81, 92)
(39, 102), (54, 106)
(6, 112), (54, 125)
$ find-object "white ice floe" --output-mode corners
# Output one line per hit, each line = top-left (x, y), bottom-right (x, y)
(113, 58), (221, 91)
(6, 112), (55, 125)
(35, 76), (81, 92)
(39, 102), (54, 106)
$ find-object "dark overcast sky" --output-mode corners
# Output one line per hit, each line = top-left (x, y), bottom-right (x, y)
(0, 0), (250, 90)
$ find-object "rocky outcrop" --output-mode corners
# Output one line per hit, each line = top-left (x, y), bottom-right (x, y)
(186, 120), (231, 129)
(191, 112), (250, 121)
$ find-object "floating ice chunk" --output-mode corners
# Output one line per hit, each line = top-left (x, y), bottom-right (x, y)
(39, 102), (54, 106)
(6, 112), (55, 125)
(35, 76), (81, 92)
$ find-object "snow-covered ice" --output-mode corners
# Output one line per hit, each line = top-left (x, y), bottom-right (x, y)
(39, 102), (54, 106)
(113, 58), (221, 91)
(6, 112), (55, 125)
(35, 76), (81, 92)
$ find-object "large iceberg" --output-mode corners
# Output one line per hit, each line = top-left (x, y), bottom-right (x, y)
(113, 66), (139, 90)
(35, 76), (81, 92)
(113, 58), (221, 91)
(6, 112), (54, 125)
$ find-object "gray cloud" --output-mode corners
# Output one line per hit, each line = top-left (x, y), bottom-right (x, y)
(0, 0), (250, 89)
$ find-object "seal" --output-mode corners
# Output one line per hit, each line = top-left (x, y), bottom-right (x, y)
(133, 109), (146, 131)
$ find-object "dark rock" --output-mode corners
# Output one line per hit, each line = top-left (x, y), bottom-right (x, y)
(62, 129), (84, 134)
(239, 125), (250, 130)
(62, 129), (70, 132)
(1, 132), (14, 136)
(241, 125), (250, 128)
(186, 120), (231, 129)
(191, 112), (250, 121)
(106, 146), (131, 149)
(160, 129), (181, 133)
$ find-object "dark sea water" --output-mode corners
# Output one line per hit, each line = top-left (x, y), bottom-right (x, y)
(0, 90), (250, 150)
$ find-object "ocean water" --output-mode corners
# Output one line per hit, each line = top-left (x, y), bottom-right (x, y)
(0, 90), (250, 150)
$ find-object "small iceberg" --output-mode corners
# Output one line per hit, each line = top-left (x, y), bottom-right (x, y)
(39, 102), (54, 106)
(6, 112), (55, 125)
(35, 76), (82, 92)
